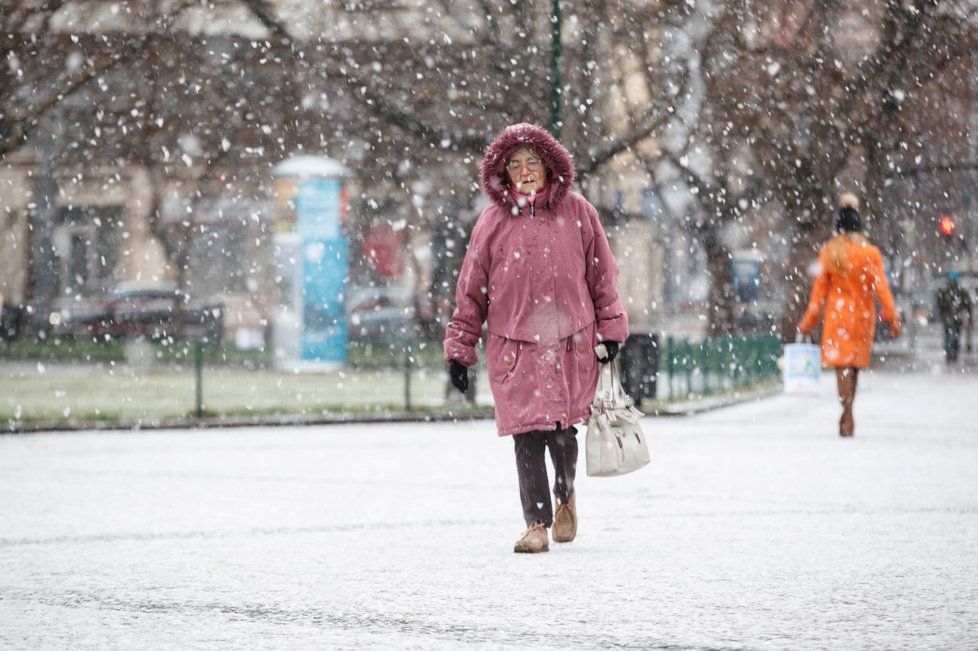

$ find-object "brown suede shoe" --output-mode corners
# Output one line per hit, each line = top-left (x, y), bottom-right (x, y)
(552, 493), (577, 543)
(513, 522), (549, 553)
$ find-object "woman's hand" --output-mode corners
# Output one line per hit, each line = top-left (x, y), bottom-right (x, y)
(595, 341), (620, 364)
(889, 321), (901, 338)
(449, 359), (469, 393)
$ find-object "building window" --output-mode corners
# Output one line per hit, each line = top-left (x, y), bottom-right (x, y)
(54, 206), (121, 295)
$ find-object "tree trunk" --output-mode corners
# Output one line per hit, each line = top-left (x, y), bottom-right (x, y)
(863, 135), (905, 296)
(779, 184), (833, 343)
(143, 163), (189, 340)
(863, 135), (897, 250)
(422, 214), (458, 342)
(700, 225), (736, 337)
(781, 224), (820, 341)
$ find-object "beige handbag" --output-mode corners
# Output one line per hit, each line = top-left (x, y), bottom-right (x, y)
(585, 351), (650, 477)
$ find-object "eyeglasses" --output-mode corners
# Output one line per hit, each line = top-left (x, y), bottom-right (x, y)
(506, 158), (543, 172)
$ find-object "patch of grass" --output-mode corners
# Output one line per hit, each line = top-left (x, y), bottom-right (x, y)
(346, 340), (445, 369)
(0, 337), (124, 363)
(0, 365), (466, 425)
(0, 337), (445, 369)
(151, 341), (272, 367)
(1, 356), (779, 429)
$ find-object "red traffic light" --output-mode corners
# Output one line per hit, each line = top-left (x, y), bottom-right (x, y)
(939, 216), (955, 236)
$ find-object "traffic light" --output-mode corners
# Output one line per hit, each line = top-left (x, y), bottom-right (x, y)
(937, 215), (965, 261)
(939, 215), (955, 237)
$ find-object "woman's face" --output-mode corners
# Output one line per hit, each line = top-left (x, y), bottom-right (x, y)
(505, 148), (548, 195)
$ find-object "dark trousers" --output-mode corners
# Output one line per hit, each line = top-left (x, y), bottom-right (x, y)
(944, 322), (962, 362)
(513, 427), (578, 528)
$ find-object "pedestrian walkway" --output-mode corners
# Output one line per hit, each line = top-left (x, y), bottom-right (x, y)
(1, 370), (976, 648)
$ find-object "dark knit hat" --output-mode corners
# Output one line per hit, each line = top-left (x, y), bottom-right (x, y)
(836, 193), (861, 232)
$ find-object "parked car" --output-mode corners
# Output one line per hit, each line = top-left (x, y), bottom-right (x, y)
(346, 285), (418, 342)
(732, 299), (781, 335)
(48, 287), (113, 336)
(49, 281), (223, 342)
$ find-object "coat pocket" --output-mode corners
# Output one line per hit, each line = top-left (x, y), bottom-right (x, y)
(501, 339), (521, 382)
(571, 329), (595, 376)
(489, 336), (521, 384)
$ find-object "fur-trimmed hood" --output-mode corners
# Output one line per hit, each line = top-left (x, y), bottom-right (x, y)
(480, 123), (575, 211)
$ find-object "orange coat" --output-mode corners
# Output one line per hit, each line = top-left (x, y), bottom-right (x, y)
(798, 235), (901, 368)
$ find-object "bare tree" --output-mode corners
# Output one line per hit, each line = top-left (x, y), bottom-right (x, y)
(660, 147), (765, 336)
(700, 1), (978, 339)
(235, 1), (696, 300)
(0, 1), (205, 159)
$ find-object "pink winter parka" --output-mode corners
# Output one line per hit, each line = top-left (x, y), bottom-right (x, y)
(444, 123), (629, 436)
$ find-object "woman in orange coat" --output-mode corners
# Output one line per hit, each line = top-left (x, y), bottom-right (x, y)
(798, 193), (901, 437)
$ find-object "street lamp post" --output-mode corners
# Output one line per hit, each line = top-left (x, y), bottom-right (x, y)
(550, 0), (562, 138)
(31, 123), (59, 337)
(965, 51), (978, 272)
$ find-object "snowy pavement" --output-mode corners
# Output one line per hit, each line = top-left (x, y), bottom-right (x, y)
(1, 370), (977, 649)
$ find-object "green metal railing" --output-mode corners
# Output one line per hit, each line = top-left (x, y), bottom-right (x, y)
(664, 334), (781, 400)
(3, 333), (782, 426)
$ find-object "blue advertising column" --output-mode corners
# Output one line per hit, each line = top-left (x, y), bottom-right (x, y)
(297, 178), (348, 367)
(271, 156), (348, 371)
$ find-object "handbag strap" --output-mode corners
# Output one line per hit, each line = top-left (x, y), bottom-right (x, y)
(592, 356), (642, 417)
(593, 362), (608, 408)
(608, 357), (629, 405)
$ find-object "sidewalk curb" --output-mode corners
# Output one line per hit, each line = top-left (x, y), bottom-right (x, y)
(3, 386), (782, 435)
(3, 408), (496, 435)
(645, 386), (783, 416)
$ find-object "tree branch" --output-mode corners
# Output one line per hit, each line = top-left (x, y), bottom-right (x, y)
(240, 0), (488, 153)
(886, 160), (978, 179)
(1, 40), (142, 159)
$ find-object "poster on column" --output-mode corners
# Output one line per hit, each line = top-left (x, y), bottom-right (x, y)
(298, 178), (348, 366)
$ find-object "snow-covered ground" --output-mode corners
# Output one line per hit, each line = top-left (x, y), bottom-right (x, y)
(1, 369), (976, 649)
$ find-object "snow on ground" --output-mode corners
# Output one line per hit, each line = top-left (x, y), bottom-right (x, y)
(1, 369), (976, 649)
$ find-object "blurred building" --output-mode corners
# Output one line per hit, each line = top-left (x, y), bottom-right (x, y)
(1, 0), (694, 344)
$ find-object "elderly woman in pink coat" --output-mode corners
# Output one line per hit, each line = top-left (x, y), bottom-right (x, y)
(444, 123), (628, 554)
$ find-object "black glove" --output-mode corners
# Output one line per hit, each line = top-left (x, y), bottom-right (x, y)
(449, 359), (469, 393)
(596, 340), (619, 364)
